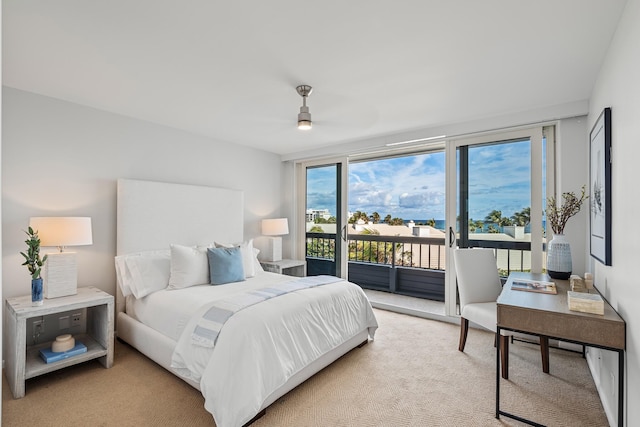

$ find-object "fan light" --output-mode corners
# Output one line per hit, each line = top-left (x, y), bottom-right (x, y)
(296, 85), (313, 130)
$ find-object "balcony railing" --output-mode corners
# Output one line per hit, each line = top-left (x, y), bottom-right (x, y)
(305, 231), (535, 301)
(348, 234), (446, 270)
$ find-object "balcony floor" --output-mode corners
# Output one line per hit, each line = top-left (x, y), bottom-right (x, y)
(363, 289), (456, 325)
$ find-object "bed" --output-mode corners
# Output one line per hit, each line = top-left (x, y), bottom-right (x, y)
(114, 179), (378, 427)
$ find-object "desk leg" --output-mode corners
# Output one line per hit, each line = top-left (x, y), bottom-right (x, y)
(495, 327), (545, 427)
(540, 336), (549, 374)
(618, 350), (624, 427)
(496, 326), (501, 419)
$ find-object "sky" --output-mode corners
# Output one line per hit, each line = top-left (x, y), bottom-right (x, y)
(306, 139), (538, 222)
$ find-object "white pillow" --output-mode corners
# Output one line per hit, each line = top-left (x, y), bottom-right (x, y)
(115, 250), (171, 298)
(214, 240), (257, 278)
(114, 255), (134, 297)
(253, 248), (264, 273)
(168, 244), (210, 289)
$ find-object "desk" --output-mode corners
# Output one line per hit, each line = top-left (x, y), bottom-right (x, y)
(496, 272), (625, 427)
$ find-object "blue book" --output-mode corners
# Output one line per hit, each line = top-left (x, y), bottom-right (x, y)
(39, 342), (87, 363)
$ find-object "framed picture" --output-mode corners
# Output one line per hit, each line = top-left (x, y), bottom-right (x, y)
(589, 107), (612, 265)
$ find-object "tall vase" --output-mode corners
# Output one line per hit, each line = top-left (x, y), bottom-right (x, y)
(547, 234), (572, 280)
(32, 278), (44, 306)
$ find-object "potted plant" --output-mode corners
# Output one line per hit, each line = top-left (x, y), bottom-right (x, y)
(545, 186), (588, 279)
(20, 226), (48, 306)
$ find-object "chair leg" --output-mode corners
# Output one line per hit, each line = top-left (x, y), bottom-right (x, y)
(500, 335), (509, 380)
(540, 336), (550, 373)
(458, 317), (469, 352)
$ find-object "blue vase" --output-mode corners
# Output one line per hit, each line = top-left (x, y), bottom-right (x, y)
(32, 278), (44, 306)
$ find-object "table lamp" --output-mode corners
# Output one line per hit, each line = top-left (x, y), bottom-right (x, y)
(261, 218), (289, 262)
(29, 217), (93, 298)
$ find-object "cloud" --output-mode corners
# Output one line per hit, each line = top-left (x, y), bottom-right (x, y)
(309, 140), (535, 222)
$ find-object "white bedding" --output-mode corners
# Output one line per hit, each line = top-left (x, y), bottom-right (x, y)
(116, 180), (378, 427)
(168, 273), (378, 427)
(126, 270), (296, 342)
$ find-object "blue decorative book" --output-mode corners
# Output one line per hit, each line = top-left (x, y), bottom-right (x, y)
(39, 342), (87, 363)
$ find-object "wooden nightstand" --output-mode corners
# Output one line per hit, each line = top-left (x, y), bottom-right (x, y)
(260, 259), (306, 277)
(5, 286), (114, 398)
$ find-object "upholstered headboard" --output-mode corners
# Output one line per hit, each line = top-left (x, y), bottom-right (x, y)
(115, 178), (244, 313)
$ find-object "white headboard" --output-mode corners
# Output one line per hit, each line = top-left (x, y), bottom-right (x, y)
(116, 179), (244, 313)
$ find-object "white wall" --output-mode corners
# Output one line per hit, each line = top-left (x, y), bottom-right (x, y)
(587, 0), (640, 425)
(1, 86), (283, 318)
(556, 116), (590, 277)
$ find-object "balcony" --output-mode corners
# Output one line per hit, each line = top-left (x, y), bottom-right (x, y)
(306, 231), (535, 302)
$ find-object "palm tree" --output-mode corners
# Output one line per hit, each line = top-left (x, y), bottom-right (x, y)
(484, 209), (504, 225)
(485, 209), (512, 229)
(384, 214), (392, 224)
(498, 216), (513, 227)
(426, 218), (436, 227)
(371, 212), (381, 224)
(349, 211), (367, 224)
(510, 207), (530, 227)
(389, 217), (404, 225)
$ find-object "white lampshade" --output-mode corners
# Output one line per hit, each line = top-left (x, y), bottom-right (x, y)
(30, 217), (93, 248)
(262, 218), (289, 236)
(28, 217), (93, 299)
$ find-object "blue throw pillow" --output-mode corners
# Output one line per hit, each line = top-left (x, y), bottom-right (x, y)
(207, 246), (245, 285)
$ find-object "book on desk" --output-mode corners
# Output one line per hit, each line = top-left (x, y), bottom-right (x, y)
(510, 279), (557, 294)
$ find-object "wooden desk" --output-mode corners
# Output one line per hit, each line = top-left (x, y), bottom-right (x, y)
(496, 272), (625, 427)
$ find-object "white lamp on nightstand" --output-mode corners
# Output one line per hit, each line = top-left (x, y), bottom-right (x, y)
(29, 217), (93, 299)
(261, 218), (289, 262)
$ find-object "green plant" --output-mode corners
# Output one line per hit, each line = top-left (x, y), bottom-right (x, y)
(546, 185), (588, 235)
(20, 227), (48, 280)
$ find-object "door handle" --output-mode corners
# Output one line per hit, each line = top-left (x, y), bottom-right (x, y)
(341, 225), (347, 242)
(449, 227), (456, 248)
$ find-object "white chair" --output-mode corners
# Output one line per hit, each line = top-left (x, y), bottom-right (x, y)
(453, 248), (549, 379)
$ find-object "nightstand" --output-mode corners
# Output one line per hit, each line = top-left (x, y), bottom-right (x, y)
(5, 286), (114, 398)
(260, 259), (306, 277)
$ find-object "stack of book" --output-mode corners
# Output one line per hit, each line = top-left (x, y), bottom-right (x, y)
(39, 341), (87, 363)
(570, 275), (588, 292)
(567, 291), (604, 315)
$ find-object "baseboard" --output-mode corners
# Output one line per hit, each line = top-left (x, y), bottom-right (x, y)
(586, 347), (617, 427)
(369, 300), (457, 325)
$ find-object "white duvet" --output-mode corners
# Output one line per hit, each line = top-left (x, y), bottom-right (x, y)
(170, 275), (378, 427)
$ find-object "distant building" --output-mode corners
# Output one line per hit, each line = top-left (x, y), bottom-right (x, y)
(350, 221), (446, 238)
(306, 209), (332, 223)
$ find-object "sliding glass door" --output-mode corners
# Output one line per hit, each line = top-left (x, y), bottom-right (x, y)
(445, 127), (548, 316)
(303, 160), (348, 278)
(295, 125), (553, 318)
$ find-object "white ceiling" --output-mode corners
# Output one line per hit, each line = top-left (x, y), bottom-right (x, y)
(3, 1), (628, 157)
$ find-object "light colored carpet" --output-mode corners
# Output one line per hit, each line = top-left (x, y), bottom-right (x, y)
(3, 309), (608, 426)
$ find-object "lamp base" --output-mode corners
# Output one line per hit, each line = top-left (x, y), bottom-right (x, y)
(255, 236), (282, 262)
(43, 252), (78, 298)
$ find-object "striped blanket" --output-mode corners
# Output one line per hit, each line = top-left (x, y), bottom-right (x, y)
(191, 275), (342, 348)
